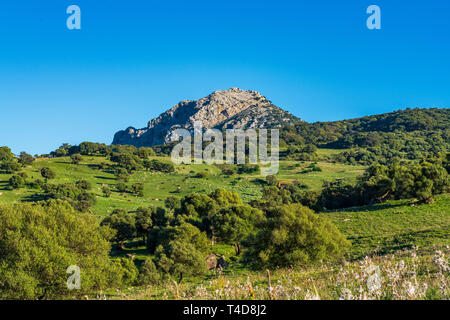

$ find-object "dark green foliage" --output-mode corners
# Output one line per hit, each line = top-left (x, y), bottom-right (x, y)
(143, 159), (175, 173)
(79, 142), (112, 156)
(135, 207), (153, 243)
(195, 171), (208, 178)
(9, 174), (25, 189)
(116, 182), (128, 193)
(138, 258), (161, 285)
(118, 257), (139, 286)
(0, 160), (20, 174)
(114, 167), (129, 182)
(40, 167), (56, 181)
(42, 182), (97, 212)
(236, 164), (259, 174)
(102, 185), (111, 197)
(137, 147), (156, 159)
(76, 179), (92, 190)
(265, 175), (278, 186)
(244, 204), (350, 269)
(165, 196), (180, 211)
(211, 204), (264, 247)
(154, 222), (211, 276)
(0, 146), (14, 161)
(0, 200), (118, 299)
(18, 152), (34, 166)
(101, 209), (136, 246)
(70, 154), (82, 164)
(131, 183), (144, 197)
(280, 108), (450, 165)
(110, 152), (142, 173)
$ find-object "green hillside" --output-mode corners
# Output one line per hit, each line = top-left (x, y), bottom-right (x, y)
(0, 153), (364, 216)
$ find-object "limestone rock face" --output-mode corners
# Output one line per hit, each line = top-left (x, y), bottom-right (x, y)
(112, 88), (300, 147)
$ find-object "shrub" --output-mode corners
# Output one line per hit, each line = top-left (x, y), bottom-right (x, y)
(102, 185), (111, 197)
(100, 209), (136, 247)
(40, 167), (56, 181)
(116, 182), (128, 193)
(76, 179), (92, 190)
(138, 258), (161, 285)
(131, 183), (144, 197)
(0, 200), (118, 299)
(9, 175), (25, 189)
(70, 154), (82, 164)
(244, 204), (350, 269)
(155, 223), (211, 276)
(195, 171), (208, 178)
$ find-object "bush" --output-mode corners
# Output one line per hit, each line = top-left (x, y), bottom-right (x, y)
(40, 167), (56, 181)
(0, 200), (118, 299)
(144, 159), (175, 173)
(100, 209), (136, 247)
(70, 154), (82, 164)
(116, 182), (128, 193)
(155, 223), (211, 276)
(9, 175), (25, 189)
(195, 171), (208, 178)
(76, 179), (92, 190)
(102, 185), (111, 197)
(131, 183), (144, 197)
(138, 258), (161, 285)
(18, 152), (34, 166)
(244, 204), (350, 269)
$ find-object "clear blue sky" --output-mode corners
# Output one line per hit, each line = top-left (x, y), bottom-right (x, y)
(0, 0), (449, 155)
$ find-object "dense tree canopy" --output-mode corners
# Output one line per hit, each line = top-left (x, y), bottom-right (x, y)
(0, 200), (120, 299)
(244, 204), (350, 269)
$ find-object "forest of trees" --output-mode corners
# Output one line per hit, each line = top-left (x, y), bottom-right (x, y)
(280, 108), (449, 165)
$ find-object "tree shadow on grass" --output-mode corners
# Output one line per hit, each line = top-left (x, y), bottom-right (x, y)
(21, 193), (47, 202)
(94, 176), (116, 181)
(330, 202), (410, 213)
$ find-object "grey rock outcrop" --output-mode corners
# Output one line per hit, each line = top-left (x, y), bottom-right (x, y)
(112, 88), (300, 147)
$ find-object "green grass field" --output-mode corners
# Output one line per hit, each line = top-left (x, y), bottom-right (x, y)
(0, 153), (364, 216)
(323, 194), (450, 259)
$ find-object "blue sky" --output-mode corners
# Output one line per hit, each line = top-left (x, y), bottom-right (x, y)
(0, 0), (449, 155)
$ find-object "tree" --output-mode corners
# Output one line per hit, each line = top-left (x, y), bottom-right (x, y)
(100, 209), (136, 248)
(165, 196), (180, 211)
(0, 146), (14, 161)
(135, 207), (153, 244)
(9, 175), (25, 189)
(244, 204), (350, 269)
(131, 183), (144, 197)
(70, 154), (82, 164)
(138, 258), (161, 285)
(211, 204), (263, 255)
(143, 159), (175, 173)
(76, 179), (92, 190)
(116, 182), (128, 193)
(154, 222), (211, 276)
(0, 200), (119, 299)
(266, 175), (278, 186)
(102, 185), (111, 197)
(40, 167), (56, 181)
(0, 160), (20, 174)
(114, 167), (129, 182)
(18, 152), (34, 166)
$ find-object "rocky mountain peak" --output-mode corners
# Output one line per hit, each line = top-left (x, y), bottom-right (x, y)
(113, 88), (300, 147)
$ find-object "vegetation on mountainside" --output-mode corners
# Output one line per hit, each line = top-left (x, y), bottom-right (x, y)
(0, 107), (449, 299)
